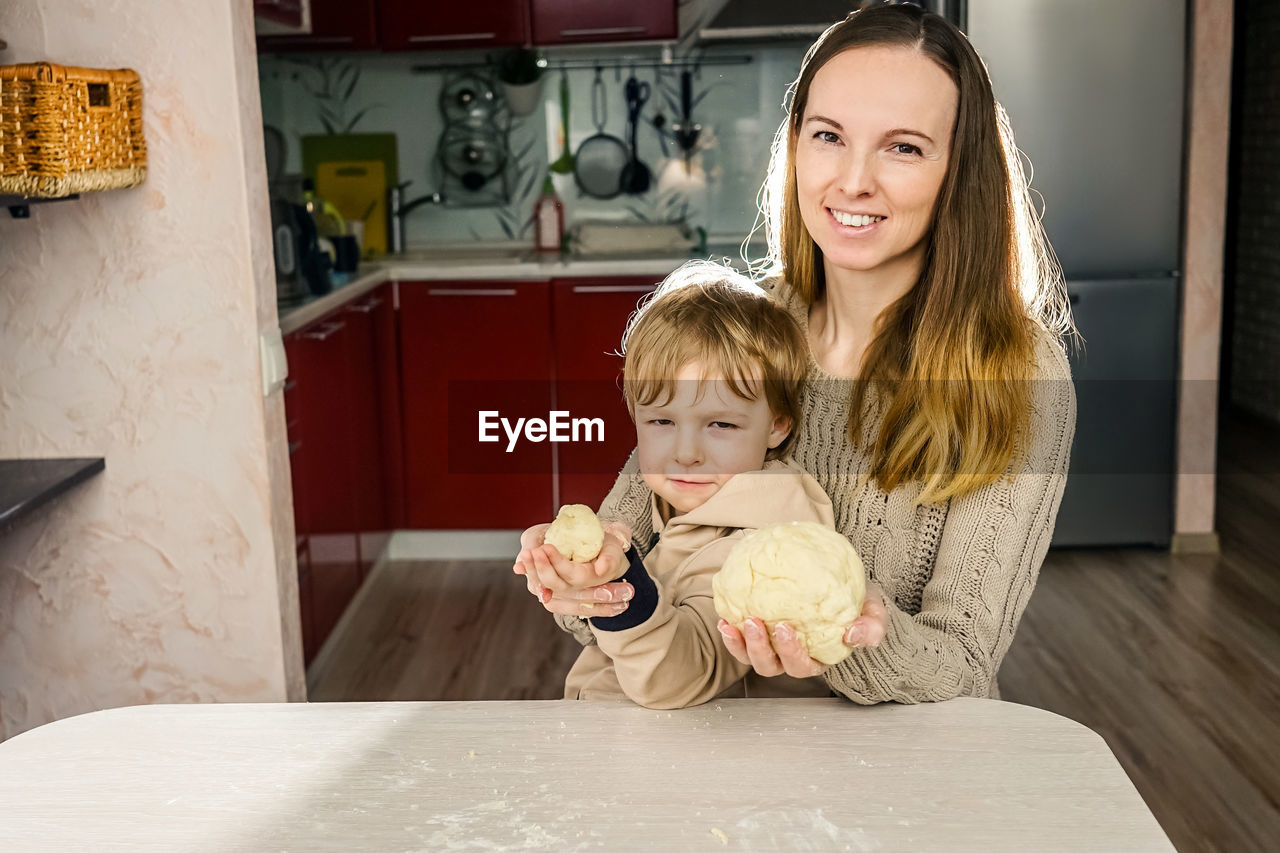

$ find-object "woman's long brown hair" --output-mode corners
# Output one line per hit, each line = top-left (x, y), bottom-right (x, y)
(754, 4), (1073, 504)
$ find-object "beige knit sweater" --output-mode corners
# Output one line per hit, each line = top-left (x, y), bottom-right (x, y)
(557, 277), (1077, 704)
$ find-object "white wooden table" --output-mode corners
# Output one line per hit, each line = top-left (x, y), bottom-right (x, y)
(0, 698), (1172, 851)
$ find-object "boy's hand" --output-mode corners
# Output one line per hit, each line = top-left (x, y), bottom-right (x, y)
(513, 522), (635, 618)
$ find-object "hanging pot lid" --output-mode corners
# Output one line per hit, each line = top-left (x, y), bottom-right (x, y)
(439, 122), (506, 191)
(439, 74), (498, 122)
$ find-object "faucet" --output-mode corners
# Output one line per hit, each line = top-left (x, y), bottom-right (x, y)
(388, 182), (447, 254)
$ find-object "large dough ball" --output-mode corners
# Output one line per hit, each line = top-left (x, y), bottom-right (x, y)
(544, 504), (605, 563)
(713, 522), (866, 665)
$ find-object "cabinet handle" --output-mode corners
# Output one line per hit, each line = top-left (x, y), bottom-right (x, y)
(345, 296), (382, 314)
(263, 36), (355, 44)
(571, 285), (654, 293)
(427, 288), (517, 297)
(409, 32), (496, 43)
(300, 320), (346, 341)
(559, 26), (647, 37)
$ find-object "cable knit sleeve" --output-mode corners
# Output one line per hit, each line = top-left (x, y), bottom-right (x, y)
(553, 449), (656, 645)
(824, 334), (1077, 704)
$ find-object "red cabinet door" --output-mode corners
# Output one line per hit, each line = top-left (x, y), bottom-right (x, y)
(531, 0), (676, 45)
(255, 0), (305, 28)
(552, 277), (659, 509)
(399, 280), (554, 528)
(380, 0), (529, 51)
(285, 315), (362, 664)
(296, 538), (317, 665)
(259, 0), (379, 51)
(286, 318), (357, 534)
(342, 293), (389, 534)
(373, 283), (407, 530)
(283, 373), (308, 539)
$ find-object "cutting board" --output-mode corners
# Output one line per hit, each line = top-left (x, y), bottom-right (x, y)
(316, 160), (388, 255)
(302, 134), (398, 255)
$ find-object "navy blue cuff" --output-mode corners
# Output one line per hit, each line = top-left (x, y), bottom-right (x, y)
(589, 546), (658, 632)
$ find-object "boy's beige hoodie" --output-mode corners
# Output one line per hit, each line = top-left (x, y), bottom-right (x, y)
(564, 459), (837, 709)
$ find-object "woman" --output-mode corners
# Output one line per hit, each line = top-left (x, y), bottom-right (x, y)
(517, 3), (1076, 704)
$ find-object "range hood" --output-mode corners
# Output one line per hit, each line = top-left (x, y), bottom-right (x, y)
(694, 0), (964, 44)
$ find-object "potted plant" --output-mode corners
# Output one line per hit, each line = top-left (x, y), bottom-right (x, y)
(495, 48), (545, 117)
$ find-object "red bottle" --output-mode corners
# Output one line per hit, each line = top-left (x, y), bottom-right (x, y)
(533, 176), (564, 254)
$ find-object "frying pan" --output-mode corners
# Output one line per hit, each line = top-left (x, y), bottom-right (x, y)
(574, 68), (628, 200)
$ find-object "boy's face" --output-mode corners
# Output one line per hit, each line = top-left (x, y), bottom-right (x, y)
(635, 363), (792, 515)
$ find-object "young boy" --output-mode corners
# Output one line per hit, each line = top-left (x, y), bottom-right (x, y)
(525, 262), (838, 709)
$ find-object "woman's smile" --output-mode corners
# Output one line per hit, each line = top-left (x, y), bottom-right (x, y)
(827, 208), (887, 233)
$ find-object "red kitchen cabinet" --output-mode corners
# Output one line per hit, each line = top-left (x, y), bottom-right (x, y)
(372, 286), (408, 530)
(285, 316), (359, 665)
(259, 0), (379, 51)
(399, 280), (555, 528)
(552, 277), (658, 508)
(286, 318), (358, 534)
(343, 293), (388, 533)
(341, 286), (405, 577)
(309, 555), (361, 662)
(531, 0), (676, 45)
(255, 0), (305, 28)
(283, 284), (400, 665)
(296, 538), (317, 665)
(379, 0), (530, 51)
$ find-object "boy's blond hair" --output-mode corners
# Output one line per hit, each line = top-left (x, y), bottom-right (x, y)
(622, 261), (808, 455)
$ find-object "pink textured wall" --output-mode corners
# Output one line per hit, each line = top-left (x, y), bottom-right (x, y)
(0, 0), (303, 739)
(1174, 0), (1233, 543)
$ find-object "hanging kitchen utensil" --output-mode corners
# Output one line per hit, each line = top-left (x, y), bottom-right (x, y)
(573, 67), (628, 200)
(673, 69), (702, 173)
(439, 121), (506, 192)
(619, 73), (652, 195)
(549, 70), (575, 176)
(439, 74), (498, 123)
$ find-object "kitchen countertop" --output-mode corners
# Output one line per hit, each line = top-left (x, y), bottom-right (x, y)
(278, 246), (754, 335)
(0, 458), (105, 533)
(0, 697), (1172, 851)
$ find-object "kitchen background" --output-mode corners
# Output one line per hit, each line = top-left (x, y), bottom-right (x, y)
(2, 0), (1277, 848)
(257, 47), (801, 248)
(257, 0), (1191, 551)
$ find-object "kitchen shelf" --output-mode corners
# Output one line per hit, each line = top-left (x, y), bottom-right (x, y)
(1, 193), (81, 219)
(0, 458), (105, 533)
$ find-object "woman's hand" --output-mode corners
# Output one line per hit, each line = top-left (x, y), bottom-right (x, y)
(716, 582), (890, 678)
(513, 522), (635, 618)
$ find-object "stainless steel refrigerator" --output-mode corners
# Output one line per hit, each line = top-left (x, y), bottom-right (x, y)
(962, 0), (1186, 546)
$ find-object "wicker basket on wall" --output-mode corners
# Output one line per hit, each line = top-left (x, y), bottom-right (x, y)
(0, 62), (146, 198)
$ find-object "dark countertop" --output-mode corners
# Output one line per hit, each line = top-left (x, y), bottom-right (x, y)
(0, 458), (105, 533)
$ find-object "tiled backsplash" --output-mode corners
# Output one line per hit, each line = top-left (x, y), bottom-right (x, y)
(257, 44), (807, 248)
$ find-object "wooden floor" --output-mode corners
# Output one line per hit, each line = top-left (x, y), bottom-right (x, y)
(309, 407), (1280, 853)
(1001, 416), (1280, 853)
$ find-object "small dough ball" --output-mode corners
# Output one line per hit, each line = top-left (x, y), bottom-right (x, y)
(544, 504), (605, 563)
(713, 522), (866, 665)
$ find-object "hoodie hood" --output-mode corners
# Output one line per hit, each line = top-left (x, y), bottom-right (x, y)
(654, 458), (835, 541)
